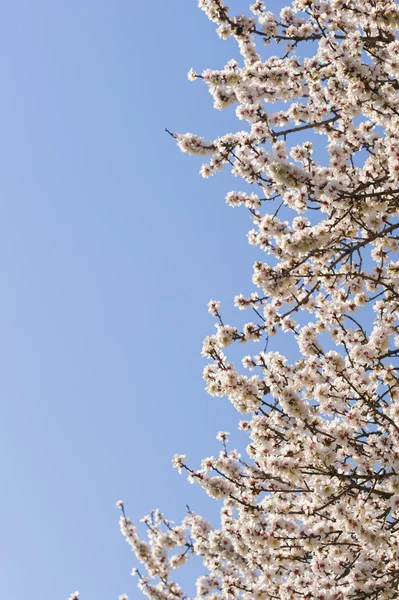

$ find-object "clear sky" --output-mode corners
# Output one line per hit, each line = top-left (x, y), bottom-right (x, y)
(1, 1), (349, 598)
(0, 1), (265, 598)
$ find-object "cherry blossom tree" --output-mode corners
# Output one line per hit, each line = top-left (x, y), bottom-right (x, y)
(118, 1), (399, 598)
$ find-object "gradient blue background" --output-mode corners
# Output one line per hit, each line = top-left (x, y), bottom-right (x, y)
(0, 1), (266, 598)
(1, 0), (349, 597)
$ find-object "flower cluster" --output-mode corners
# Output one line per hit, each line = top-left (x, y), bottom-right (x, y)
(119, 1), (399, 599)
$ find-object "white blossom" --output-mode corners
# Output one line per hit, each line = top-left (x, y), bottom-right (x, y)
(116, 1), (399, 599)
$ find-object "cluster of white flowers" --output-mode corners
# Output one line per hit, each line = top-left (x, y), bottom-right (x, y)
(114, 1), (399, 599)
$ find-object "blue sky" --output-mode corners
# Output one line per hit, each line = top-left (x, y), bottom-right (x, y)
(0, 1), (262, 598)
(0, 2), (376, 599)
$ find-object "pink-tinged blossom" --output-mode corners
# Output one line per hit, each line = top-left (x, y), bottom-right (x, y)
(171, 454), (186, 474)
(207, 299), (220, 316)
(118, 1), (399, 599)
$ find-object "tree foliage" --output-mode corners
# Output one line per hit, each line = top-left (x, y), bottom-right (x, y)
(117, 1), (399, 598)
